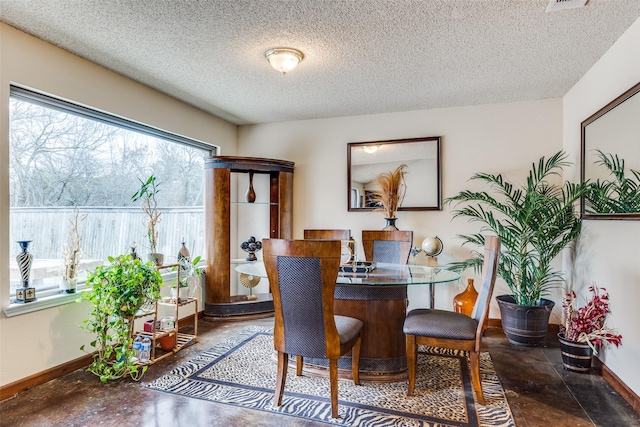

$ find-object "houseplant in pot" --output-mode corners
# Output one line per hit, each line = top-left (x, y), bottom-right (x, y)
(80, 254), (163, 383)
(370, 164), (407, 230)
(559, 284), (622, 372)
(131, 175), (163, 265)
(171, 254), (201, 303)
(446, 151), (587, 346)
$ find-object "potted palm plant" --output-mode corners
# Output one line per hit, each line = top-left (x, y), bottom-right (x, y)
(80, 254), (163, 382)
(132, 175), (163, 265)
(371, 164), (407, 230)
(446, 151), (587, 346)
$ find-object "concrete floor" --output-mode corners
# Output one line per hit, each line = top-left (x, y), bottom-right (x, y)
(1, 317), (638, 427)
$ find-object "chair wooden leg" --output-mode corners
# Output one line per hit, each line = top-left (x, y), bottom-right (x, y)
(469, 351), (485, 405)
(329, 358), (339, 418)
(351, 336), (361, 385)
(406, 334), (416, 396)
(296, 355), (303, 376)
(274, 351), (288, 407)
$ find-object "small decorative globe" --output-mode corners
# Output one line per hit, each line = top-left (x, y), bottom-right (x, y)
(421, 236), (443, 257)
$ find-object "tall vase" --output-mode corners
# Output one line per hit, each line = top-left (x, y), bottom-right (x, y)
(16, 240), (33, 287)
(177, 242), (191, 262)
(383, 217), (398, 231)
(245, 172), (256, 203)
(454, 279), (477, 317)
(15, 240), (36, 303)
(454, 278), (488, 332)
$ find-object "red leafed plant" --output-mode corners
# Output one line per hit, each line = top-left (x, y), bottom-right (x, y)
(562, 285), (622, 353)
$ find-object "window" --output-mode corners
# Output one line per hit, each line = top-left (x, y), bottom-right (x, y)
(9, 85), (215, 299)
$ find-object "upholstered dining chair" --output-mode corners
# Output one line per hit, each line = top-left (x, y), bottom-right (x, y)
(402, 235), (500, 405)
(263, 238), (363, 418)
(361, 230), (413, 265)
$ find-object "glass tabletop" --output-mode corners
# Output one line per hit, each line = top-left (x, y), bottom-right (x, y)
(234, 262), (460, 286)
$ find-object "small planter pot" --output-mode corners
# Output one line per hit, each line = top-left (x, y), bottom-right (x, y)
(147, 253), (164, 266)
(557, 333), (593, 373)
(496, 295), (555, 346)
(171, 286), (188, 303)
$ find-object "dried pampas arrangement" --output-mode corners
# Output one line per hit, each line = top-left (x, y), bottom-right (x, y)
(371, 164), (407, 219)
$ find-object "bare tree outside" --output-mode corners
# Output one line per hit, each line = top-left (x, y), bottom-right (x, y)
(9, 96), (209, 295)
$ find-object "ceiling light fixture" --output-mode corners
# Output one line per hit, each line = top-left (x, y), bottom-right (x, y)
(362, 145), (380, 154)
(265, 47), (304, 75)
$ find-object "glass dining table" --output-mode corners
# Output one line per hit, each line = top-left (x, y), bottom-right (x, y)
(234, 262), (461, 381)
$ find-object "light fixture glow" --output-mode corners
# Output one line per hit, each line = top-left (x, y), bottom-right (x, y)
(362, 145), (380, 154)
(265, 47), (304, 75)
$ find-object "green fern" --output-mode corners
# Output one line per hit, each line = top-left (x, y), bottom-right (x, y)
(446, 151), (586, 306)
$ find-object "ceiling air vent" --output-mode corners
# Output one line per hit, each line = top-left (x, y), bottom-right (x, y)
(545, 0), (587, 13)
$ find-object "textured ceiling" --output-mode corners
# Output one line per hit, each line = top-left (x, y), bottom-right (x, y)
(1, 1), (639, 125)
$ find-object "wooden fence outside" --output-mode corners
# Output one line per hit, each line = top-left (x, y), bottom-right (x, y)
(10, 207), (205, 262)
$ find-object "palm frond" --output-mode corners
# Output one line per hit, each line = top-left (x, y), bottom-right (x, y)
(445, 150), (585, 306)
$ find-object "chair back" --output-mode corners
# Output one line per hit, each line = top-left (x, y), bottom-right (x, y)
(470, 235), (501, 335)
(361, 230), (413, 264)
(303, 229), (351, 240)
(263, 238), (342, 359)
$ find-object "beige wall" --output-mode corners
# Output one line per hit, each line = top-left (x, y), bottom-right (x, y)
(0, 23), (237, 386)
(563, 17), (640, 397)
(238, 98), (564, 317)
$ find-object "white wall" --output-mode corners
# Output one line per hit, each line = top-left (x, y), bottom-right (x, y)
(563, 17), (640, 397)
(238, 98), (563, 317)
(0, 23), (237, 387)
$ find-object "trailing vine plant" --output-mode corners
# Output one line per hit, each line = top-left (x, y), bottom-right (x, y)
(80, 254), (163, 383)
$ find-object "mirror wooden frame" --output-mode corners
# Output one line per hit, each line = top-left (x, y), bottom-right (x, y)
(580, 81), (640, 220)
(347, 136), (442, 212)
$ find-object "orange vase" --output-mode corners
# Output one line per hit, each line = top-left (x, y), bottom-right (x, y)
(454, 278), (478, 317)
(453, 278), (488, 332)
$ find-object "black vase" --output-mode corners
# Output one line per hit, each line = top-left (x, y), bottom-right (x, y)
(383, 217), (398, 231)
(558, 333), (593, 373)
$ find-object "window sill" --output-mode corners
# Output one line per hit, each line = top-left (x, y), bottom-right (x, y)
(3, 290), (87, 317)
(3, 265), (205, 317)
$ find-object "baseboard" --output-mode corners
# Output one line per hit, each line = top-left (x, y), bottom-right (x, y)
(0, 353), (93, 401)
(490, 318), (638, 413)
(1, 310), (206, 402)
(600, 360), (640, 413)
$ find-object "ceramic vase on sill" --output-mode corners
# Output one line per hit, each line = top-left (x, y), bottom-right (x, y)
(15, 240), (37, 303)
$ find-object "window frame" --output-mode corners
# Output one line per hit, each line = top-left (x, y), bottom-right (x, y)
(7, 85), (217, 311)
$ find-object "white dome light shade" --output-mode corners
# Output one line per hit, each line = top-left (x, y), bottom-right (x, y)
(265, 48), (304, 75)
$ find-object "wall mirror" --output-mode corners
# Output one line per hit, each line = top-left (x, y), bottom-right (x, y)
(581, 81), (640, 220)
(347, 136), (441, 212)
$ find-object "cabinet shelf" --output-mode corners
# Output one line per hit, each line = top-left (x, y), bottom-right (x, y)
(204, 156), (294, 318)
(133, 266), (198, 365)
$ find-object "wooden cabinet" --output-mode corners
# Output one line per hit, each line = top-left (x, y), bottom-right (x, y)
(203, 156), (294, 317)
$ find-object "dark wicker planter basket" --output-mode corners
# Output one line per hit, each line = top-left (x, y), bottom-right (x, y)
(496, 295), (555, 346)
(557, 333), (594, 373)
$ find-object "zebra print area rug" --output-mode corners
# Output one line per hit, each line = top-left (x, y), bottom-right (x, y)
(145, 326), (515, 427)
